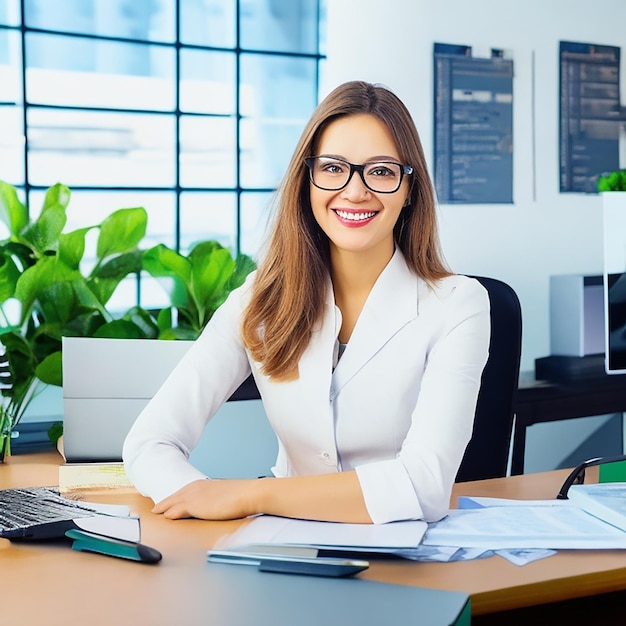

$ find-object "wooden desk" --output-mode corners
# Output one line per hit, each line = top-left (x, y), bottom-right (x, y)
(512, 376), (626, 475)
(2, 453), (626, 625)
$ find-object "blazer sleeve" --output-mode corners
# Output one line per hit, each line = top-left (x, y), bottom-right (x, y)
(122, 279), (253, 503)
(355, 277), (491, 524)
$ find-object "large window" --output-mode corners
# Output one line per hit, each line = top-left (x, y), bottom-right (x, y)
(0, 0), (326, 309)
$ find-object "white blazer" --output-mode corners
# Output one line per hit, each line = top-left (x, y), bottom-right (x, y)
(123, 250), (490, 523)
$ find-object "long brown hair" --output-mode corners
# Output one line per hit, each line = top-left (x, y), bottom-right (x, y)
(241, 81), (450, 380)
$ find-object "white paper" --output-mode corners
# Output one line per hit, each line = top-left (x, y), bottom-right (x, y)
(423, 505), (626, 550)
(74, 515), (141, 543)
(220, 515), (428, 552)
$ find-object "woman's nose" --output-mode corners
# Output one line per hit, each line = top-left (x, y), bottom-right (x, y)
(340, 172), (371, 201)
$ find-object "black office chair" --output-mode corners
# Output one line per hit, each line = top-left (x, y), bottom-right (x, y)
(456, 276), (522, 482)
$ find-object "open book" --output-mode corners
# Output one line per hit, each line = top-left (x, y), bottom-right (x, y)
(0, 486), (140, 543)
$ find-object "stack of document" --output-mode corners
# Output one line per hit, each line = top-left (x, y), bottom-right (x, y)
(212, 487), (626, 568)
(423, 494), (626, 550)
(215, 515), (428, 553)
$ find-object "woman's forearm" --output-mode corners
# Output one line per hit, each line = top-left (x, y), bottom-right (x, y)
(252, 470), (372, 523)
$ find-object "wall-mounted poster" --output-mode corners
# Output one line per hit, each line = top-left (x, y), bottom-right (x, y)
(433, 43), (513, 204)
(559, 41), (623, 193)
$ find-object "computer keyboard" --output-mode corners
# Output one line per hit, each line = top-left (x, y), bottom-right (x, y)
(0, 486), (98, 533)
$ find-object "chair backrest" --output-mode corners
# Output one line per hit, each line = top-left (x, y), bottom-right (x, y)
(456, 276), (522, 482)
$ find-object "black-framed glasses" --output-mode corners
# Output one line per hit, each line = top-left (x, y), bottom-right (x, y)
(556, 454), (626, 499)
(304, 156), (413, 194)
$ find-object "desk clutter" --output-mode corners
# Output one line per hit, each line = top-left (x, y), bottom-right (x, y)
(0, 485), (161, 564)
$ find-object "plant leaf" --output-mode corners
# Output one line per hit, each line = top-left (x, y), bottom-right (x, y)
(93, 319), (149, 339)
(0, 180), (28, 236)
(0, 249), (22, 304)
(42, 182), (71, 213)
(96, 207), (147, 259)
(20, 205), (67, 255)
(58, 227), (90, 270)
(88, 250), (144, 305)
(189, 242), (235, 321)
(142, 244), (191, 308)
(35, 350), (63, 386)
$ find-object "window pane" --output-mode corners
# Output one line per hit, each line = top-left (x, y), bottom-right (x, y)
(240, 192), (273, 260)
(0, 29), (24, 185)
(239, 55), (317, 188)
(240, 0), (319, 54)
(0, 1), (20, 26)
(26, 33), (175, 110)
(179, 115), (236, 188)
(27, 108), (176, 188)
(24, 0), (175, 43)
(180, 49), (236, 115)
(0, 29), (22, 100)
(180, 192), (237, 253)
(180, 0), (235, 48)
(0, 107), (25, 185)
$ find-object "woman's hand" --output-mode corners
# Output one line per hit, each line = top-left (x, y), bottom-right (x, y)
(152, 478), (261, 520)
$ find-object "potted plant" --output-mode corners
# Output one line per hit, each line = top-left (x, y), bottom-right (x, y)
(597, 169), (626, 192)
(0, 180), (255, 460)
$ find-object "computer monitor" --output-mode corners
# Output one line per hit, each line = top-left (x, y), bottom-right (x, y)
(603, 194), (626, 374)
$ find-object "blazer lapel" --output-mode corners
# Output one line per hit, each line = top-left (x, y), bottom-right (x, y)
(332, 250), (420, 393)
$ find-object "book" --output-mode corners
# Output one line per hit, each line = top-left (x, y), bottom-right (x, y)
(567, 482), (626, 533)
(59, 462), (133, 494)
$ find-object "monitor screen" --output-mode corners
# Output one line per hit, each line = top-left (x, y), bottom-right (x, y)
(603, 194), (626, 374)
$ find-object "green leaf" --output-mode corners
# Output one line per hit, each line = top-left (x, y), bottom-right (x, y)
(189, 242), (235, 318)
(142, 244), (191, 308)
(160, 326), (199, 340)
(156, 306), (173, 333)
(598, 169), (626, 192)
(227, 253), (256, 292)
(20, 205), (67, 255)
(35, 350), (63, 386)
(41, 183), (71, 213)
(0, 250), (22, 304)
(0, 181), (28, 236)
(120, 305), (159, 339)
(47, 422), (63, 445)
(142, 244), (191, 282)
(96, 207), (147, 259)
(93, 319), (149, 339)
(88, 250), (144, 305)
(58, 227), (90, 270)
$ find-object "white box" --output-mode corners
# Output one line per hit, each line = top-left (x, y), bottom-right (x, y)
(550, 274), (605, 357)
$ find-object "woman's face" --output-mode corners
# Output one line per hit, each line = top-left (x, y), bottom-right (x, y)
(308, 113), (410, 262)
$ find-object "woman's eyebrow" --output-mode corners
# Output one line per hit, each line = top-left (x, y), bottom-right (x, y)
(317, 154), (401, 162)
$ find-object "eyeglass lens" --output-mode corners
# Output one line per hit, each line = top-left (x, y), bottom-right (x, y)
(308, 157), (405, 193)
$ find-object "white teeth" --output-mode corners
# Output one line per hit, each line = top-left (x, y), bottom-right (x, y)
(335, 210), (376, 221)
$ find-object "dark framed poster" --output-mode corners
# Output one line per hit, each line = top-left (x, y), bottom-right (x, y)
(559, 41), (622, 193)
(434, 43), (514, 204)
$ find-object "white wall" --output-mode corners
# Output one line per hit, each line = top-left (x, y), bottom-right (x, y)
(323, 0), (626, 373)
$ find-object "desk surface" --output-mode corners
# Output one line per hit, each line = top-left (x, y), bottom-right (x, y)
(3, 453), (626, 624)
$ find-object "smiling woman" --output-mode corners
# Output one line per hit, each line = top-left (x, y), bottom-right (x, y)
(123, 81), (491, 527)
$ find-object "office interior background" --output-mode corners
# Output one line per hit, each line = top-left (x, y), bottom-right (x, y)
(2, 0), (625, 474)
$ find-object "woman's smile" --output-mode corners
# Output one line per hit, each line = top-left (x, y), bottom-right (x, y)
(333, 208), (379, 226)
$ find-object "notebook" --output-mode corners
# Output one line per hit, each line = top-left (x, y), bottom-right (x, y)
(62, 337), (194, 462)
(0, 486), (140, 542)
